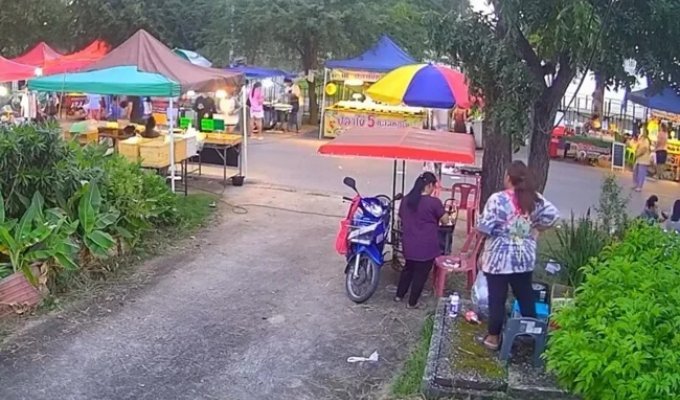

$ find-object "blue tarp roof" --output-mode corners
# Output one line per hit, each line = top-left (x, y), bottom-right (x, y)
(325, 35), (415, 72)
(226, 65), (291, 79)
(628, 86), (680, 115)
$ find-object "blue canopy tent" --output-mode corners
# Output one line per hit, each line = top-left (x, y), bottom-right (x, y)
(325, 35), (415, 72)
(628, 86), (680, 115)
(319, 35), (416, 138)
(225, 65), (290, 79)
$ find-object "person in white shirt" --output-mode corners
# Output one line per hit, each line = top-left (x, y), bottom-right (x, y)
(219, 90), (239, 132)
(284, 78), (303, 128)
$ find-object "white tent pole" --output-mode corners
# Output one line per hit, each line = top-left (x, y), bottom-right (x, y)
(169, 97), (176, 192)
(318, 68), (328, 139)
(241, 85), (248, 177)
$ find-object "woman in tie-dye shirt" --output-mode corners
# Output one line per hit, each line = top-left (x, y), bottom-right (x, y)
(477, 161), (559, 350)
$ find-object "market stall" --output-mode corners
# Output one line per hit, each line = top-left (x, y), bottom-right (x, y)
(627, 85), (680, 179)
(318, 126), (477, 269)
(29, 29), (246, 191)
(319, 35), (416, 138)
(225, 65), (292, 130)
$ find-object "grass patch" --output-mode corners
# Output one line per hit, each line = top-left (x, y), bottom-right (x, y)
(391, 315), (434, 397)
(175, 193), (217, 230)
(452, 320), (505, 380)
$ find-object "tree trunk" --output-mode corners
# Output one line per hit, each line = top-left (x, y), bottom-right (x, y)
(301, 40), (319, 125)
(592, 72), (605, 116)
(481, 115), (512, 206)
(528, 101), (558, 192)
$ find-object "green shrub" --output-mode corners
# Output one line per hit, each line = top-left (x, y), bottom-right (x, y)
(541, 211), (609, 288)
(98, 154), (178, 245)
(546, 223), (680, 399)
(0, 123), (97, 218)
(0, 191), (79, 283)
(595, 174), (629, 238)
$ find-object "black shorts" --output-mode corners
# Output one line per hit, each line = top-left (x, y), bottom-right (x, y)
(656, 150), (668, 165)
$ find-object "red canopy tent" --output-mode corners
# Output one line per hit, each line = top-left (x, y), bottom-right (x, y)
(318, 127), (476, 164)
(43, 40), (110, 75)
(0, 56), (41, 82)
(10, 42), (61, 67)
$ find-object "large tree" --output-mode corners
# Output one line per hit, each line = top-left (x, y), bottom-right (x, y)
(432, 0), (680, 197)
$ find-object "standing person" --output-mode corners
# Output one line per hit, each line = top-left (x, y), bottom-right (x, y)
(86, 93), (102, 120)
(477, 161), (559, 350)
(395, 172), (454, 308)
(654, 124), (668, 180)
(285, 78), (303, 127)
(143, 97), (153, 120)
(219, 90), (239, 132)
(287, 93), (300, 133)
(633, 130), (652, 192)
(452, 107), (467, 133)
(249, 82), (265, 139)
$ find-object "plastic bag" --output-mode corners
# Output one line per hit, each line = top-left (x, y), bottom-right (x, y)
(471, 273), (489, 318)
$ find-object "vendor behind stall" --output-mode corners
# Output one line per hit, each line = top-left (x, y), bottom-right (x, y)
(140, 116), (160, 139)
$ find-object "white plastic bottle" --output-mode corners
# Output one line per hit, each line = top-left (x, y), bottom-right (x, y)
(448, 292), (460, 318)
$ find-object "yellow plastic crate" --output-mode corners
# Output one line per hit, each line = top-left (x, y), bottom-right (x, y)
(117, 137), (151, 163)
(139, 138), (187, 168)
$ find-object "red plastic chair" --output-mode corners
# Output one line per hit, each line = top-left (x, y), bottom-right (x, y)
(432, 231), (485, 297)
(451, 182), (480, 234)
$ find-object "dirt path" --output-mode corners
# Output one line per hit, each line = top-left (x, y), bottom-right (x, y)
(0, 185), (428, 400)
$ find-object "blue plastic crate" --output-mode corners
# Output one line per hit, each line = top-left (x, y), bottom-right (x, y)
(511, 300), (550, 321)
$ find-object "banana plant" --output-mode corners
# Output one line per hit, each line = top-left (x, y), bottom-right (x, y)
(74, 182), (119, 259)
(0, 192), (79, 285)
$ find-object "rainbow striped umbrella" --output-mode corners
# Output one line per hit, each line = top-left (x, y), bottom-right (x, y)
(366, 64), (472, 109)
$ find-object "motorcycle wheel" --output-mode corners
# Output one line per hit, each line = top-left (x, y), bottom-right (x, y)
(345, 255), (380, 304)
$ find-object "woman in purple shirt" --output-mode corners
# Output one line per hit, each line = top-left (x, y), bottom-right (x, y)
(396, 172), (453, 308)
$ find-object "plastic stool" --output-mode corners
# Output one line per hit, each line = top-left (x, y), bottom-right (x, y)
(499, 318), (548, 367)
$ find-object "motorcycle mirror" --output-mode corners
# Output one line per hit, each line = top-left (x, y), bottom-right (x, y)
(343, 177), (358, 192)
(394, 193), (404, 201)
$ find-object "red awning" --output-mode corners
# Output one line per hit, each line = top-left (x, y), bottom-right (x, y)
(0, 56), (40, 83)
(318, 127), (476, 164)
(11, 42), (61, 67)
(43, 40), (110, 75)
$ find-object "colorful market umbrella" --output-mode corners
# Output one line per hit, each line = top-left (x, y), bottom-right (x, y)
(366, 64), (472, 109)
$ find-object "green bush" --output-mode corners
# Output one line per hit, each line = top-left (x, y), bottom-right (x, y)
(546, 223), (680, 399)
(0, 123), (98, 218)
(541, 211), (610, 288)
(595, 174), (629, 238)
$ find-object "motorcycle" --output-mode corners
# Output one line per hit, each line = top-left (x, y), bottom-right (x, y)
(336, 177), (398, 303)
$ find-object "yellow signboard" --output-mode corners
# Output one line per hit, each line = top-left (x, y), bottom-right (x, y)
(329, 69), (384, 83)
(323, 108), (425, 138)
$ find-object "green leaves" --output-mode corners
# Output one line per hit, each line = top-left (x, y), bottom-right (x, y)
(73, 182), (117, 259)
(542, 211), (610, 288)
(546, 223), (680, 399)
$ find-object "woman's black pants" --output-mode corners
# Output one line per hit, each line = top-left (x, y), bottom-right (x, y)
(486, 271), (536, 336)
(397, 259), (434, 306)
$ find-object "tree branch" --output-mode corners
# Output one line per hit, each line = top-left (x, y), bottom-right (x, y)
(514, 29), (545, 81)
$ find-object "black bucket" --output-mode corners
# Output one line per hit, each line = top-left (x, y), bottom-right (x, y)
(231, 175), (245, 187)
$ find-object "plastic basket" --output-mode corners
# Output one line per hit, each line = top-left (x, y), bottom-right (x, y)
(201, 119), (215, 132)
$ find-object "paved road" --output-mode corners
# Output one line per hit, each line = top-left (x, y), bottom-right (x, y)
(0, 185), (425, 400)
(1, 132), (678, 400)
(244, 132), (679, 216)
